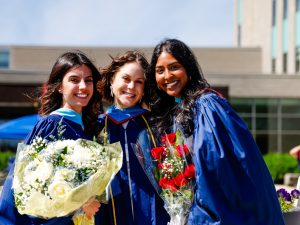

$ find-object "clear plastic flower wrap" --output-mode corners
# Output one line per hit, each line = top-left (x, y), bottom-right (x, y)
(13, 137), (123, 223)
(132, 129), (195, 225)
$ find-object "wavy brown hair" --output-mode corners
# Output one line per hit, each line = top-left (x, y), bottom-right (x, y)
(98, 50), (149, 106)
(39, 50), (103, 136)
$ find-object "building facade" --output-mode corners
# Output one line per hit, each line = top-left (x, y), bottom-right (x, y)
(234, 0), (300, 74)
(2, 44), (300, 154)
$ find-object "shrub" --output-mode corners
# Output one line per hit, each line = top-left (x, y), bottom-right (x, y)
(0, 151), (15, 171)
(263, 153), (298, 184)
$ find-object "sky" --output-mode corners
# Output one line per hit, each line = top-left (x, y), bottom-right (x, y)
(0, 0), (234, 48)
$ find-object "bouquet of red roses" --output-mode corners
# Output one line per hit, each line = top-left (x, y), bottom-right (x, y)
(150, 130), (195, 225)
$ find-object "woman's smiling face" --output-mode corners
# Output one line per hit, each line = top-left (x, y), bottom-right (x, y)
(111, 62), (145, 109)
(155, 51), (188, 98)
(60, 64), (93, 113)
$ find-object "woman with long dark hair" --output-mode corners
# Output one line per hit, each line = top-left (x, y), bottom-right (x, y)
(147, 39), (284, 225)
(0, 50), (103, 225)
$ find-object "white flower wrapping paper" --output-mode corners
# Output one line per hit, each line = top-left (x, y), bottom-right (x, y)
(13, 138), (123, 218)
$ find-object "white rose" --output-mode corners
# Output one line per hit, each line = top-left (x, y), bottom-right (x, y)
(24, 159), (39, 185)
(48, 180), (72, 199)
(55, 168), (76, 181)
(36, 160), (53, 182)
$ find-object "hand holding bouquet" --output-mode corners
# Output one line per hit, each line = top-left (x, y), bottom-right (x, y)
(150, 130), (195, 225)
(13, 137), (122, 224)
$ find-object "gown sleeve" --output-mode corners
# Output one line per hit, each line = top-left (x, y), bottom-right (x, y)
(188, 93), (284, 225)
(0, 117), (74, 225)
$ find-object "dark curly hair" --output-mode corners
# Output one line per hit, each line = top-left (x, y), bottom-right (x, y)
(39, 50), (103, 137)
(98, 50), (149, 106)
(147, 39), (210, 136)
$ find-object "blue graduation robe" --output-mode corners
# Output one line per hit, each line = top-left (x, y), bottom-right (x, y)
(0, 114), (92, 225)
(187, 92), (284, 225)
(97, 106), (170, 225)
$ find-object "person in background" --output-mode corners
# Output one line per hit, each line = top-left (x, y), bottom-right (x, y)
(96, 50), (169, 225)
(146, 38), (285, 225)
(0, 51), (102, 225)
(289, 145), (300, 169)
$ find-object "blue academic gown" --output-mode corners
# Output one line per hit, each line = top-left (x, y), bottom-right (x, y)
(187, 92), (284, 225)
(97, 106), (170, 225)
(0, 114), (92, 225)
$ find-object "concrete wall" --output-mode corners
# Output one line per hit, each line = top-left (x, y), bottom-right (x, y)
(234, 0), (273, 74)
(206, 73), (300, 98)
(8, 45), (262, 75)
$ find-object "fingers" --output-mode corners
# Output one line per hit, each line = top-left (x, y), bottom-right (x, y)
(82, 198), (101, 219)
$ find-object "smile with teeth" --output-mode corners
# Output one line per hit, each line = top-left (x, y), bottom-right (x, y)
(75, 93), (88, 98)
(164, 80), (179, 88)
(123, 91), (135, 97)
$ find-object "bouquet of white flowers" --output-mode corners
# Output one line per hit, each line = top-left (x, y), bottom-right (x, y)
(13, 137), (122, 223)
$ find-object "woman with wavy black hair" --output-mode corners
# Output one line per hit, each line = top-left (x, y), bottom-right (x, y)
(147, 39), (284, 225)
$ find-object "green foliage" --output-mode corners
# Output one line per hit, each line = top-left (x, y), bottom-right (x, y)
(263, 153), (299, 184)
(0, 151), (15, 170)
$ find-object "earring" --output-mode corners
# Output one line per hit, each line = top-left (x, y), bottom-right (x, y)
(157, 85), (161, 90)
(110, 86), (114, 97)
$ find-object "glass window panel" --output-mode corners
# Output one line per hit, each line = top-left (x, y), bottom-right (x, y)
(256, 117), (277, 130)
(272, 0), (276, 26)
(281, 99), (300, 113)
(230, 99), (253, 114)
(283, 0), (288, 19)
(255, 99), (278, 114)
(0, 51), (9, 68)
(296, 47), (300, 72)
(283, 53), (288, 73)
(282, 118), (300, 130)
(256, 134), (278, 154)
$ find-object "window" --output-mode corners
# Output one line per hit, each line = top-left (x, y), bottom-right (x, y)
(283, 0), (288, 19)
(297, 0), (300, 12)
(272, 0), (276, 26)
(272, 58), (276, 73)
(237, 25), (241, 47)
(296, 47), (300, 73)
(0, 50), (9, 68)
(230, 98), (300, 153)
(283, 53), (288, 73)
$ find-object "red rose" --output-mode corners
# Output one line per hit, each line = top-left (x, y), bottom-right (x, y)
(150, 147), (166, 160)
(157, 162), (164, 169)
(159, 177), (178, 192)
(161, 133), (176, 145)
(175, 144), (189, 157)
(173, 173), (188, 187)
(184, 164), (195, 179)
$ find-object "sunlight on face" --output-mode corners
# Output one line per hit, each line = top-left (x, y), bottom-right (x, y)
(60, 65), (93, 113)
(111, 62), (145, 109)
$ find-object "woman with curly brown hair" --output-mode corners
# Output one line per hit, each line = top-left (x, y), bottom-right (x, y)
(97, 50), (169, 225)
